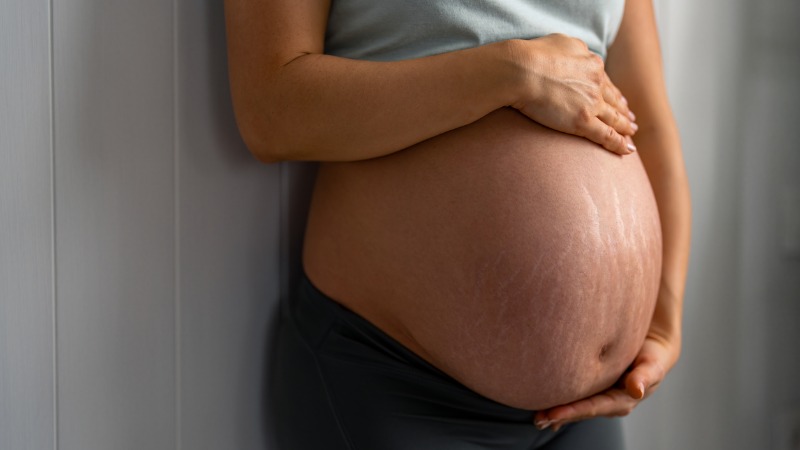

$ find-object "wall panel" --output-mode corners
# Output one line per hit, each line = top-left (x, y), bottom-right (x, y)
(175, 1), (282, 448)
(740, 2), (800, 448)
(53, 1), (176, 448)
(0, 1), (55, 449)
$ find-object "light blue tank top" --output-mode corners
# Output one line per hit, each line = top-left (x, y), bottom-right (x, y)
(325, 0), (625, 61)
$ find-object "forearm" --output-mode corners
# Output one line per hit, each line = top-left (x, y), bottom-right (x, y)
(232, 42), (516, 163)
(227, 0), (639, 163)
(635, 126), (691, 345)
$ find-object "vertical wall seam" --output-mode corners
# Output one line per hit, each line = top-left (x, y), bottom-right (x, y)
(172, 0), (182, 449)
(49, 0), (58, 447)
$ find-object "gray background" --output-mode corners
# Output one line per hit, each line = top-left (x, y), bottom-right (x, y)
(1, 0), (798, 449)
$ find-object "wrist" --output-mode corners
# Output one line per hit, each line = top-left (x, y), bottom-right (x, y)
(488, 39), (537, 110)
(648, 302), (683, 348)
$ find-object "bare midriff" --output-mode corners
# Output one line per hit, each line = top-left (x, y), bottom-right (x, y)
(302, 107), (663, 410)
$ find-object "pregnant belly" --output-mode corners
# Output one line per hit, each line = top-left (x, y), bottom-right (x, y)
(302, 108), (662, 410)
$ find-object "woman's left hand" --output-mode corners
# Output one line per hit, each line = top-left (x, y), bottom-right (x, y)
(532, 329), (680, 431)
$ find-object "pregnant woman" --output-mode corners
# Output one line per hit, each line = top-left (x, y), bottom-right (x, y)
(225, 0), (691, 448)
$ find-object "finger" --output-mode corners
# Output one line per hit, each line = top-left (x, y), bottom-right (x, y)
(596, 103), (637, 137)
(546, 389), (638, 423)
(625, 375), (646, 400)
(576, 117), (634, 155)
(626, 135), (637, 153)
(624, 358), (667, 400)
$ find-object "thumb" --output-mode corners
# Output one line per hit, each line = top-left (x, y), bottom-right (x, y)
(624, 372), (646, 400)
(624, 358), (665, 400)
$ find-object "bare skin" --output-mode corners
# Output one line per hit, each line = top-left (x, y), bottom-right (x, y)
(225, 0), (690, 427)
(303, 109), (663, 409)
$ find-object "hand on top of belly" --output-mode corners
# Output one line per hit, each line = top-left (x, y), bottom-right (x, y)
(506, 34), (638, 156)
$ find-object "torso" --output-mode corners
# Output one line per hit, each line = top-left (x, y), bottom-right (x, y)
(303, 0), (660, 411)
(303, 108), (662, 410)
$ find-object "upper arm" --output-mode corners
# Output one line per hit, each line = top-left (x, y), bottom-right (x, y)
(224, 0), (330, 68)
(223, 0), (331, 160)
(605, 0), (674, 134)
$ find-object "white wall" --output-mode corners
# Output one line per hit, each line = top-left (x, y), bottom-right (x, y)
(3, 1), (288, 449)
(1, 1), (797, 449)
(2, 2), (54, 449)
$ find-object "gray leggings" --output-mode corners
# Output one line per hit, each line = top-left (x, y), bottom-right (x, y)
(270, 274), (626, 449)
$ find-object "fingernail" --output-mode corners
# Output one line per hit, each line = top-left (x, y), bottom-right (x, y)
(637, 383), (646, 399)
(621, 96), (628, 105)
(625, 135), (637, 150)
(535, 420), (552, 430)
(628, 110), (636, 121)
(631, 122), (639, 132)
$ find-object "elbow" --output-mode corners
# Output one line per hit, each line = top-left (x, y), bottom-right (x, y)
(228, 79), (296, 163)
(241, 129), (283, 165)
(229, 76), (330, 163)
(232, 106), (286, 164)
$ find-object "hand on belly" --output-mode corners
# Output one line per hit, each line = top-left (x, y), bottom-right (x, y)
(303, 108), (662, 410)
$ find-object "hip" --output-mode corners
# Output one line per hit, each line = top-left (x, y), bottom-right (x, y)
(271, 273), (626, 449)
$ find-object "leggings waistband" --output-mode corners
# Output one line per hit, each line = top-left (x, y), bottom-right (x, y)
(291, 274), (458, 384)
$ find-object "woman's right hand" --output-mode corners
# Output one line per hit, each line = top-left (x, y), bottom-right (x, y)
(227, 0), (639, 163)
(508, 34), (638, 155)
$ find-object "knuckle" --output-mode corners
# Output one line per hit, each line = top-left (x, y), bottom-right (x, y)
(562, 35), (588, 51)
(602, 84), (614, 100)
(588, 52), (604, 68)
(605, 126), (618, 144)
(577, 107), (594, 124)
(548, 33), (568, 44)
(613, 110), (625, 127)
(590, 71), (606, 88)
